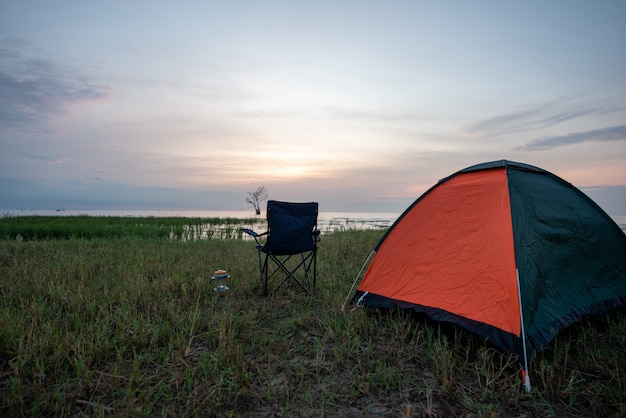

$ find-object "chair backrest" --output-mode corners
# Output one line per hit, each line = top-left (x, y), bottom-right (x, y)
(265, 200), (318, 253)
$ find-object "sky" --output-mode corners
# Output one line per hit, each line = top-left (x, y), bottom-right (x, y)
(1, 1), (625, 215)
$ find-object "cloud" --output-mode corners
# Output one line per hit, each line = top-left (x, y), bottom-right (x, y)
(464, 98), (619, 137)
(0, 176), (244, 211)
(515, 125), (626, 151)
(0, 37), (110, 129)
(18, 152), (72, 164)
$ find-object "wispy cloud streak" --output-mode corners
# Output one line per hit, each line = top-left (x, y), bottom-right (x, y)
(464, 98), (619, 137)
(0, 38), (110, 129)
(516, 125), (626, 151)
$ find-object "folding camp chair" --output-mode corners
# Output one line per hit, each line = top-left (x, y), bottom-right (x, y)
(241, 200), (320, 296)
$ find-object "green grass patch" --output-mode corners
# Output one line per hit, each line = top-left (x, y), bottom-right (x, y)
(0, 215), (264, 241)
(0, 219), (624, 416)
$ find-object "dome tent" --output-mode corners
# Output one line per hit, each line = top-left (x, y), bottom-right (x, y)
(350, 160), (626, 390)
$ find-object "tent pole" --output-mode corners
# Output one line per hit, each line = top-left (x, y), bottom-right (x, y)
(341, 250), (376, 311)
(516, 268), (532, 392)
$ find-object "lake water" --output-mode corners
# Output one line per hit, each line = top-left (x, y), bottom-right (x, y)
(2, 209), (625, 234)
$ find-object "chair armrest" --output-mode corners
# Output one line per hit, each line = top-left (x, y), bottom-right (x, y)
(240, 228), (268, 237)
(312, 229), (321, 242)
(240, 228), (260, 237)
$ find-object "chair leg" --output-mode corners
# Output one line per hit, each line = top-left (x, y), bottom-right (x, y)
(273, 254), (308, 294)
(259, 249), (317, 296)
(301, 251), (316, 294)
(313, 249), (317, 293)
(271, 252), (316, 295)
(256, 249), (267, 296)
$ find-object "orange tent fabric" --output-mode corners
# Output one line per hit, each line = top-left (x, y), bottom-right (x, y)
(358, 168), (521, 336)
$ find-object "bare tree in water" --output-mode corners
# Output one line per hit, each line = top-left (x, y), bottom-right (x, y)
(246, 186), (268, 215)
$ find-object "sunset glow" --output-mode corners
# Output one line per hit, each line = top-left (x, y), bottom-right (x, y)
(1, 1), (625, 214)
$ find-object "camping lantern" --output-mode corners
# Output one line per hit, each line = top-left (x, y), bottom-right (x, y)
(211, 269), (230, 292)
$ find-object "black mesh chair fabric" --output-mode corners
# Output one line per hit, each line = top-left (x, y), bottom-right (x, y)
(241, 200), (319, 295)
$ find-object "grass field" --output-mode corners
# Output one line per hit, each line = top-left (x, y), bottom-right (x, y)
(0, 216), (625, 417)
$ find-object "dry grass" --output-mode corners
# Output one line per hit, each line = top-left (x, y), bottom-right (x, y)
(0, 218), (624, 417)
